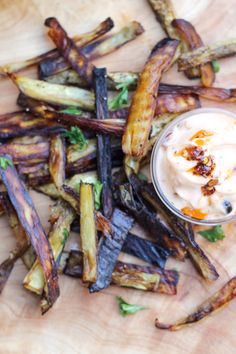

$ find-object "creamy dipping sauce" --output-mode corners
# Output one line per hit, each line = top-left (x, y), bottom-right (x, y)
(155, 111), (236, 221)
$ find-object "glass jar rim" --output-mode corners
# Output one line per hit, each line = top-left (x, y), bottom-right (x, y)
(150, 107), (236, 226)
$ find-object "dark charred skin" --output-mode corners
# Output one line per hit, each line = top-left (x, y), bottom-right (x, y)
(172, 19), (215, 87)
(0, 139), (50, 163)
(0, 156), (59, 311)
(155, 276), (236, 330)
(93, 68), (113, 218)
(1, 18), (113, 77)
(89, 208), (134, 292)
(159, 83), (232, 101)
(122, 38), (179, 157)
(133, 178), (219, 280)
(122, 232), (170, 269)
(115, 183), (186, 260)
(45, 17), (96, 86)
(155, 94), (200, 115)
(39, 21), (144, 78)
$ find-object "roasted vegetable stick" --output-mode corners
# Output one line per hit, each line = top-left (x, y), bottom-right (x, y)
(23, 201), (75, 299)
(178, 38), (236, 70)
(39, 21), (144, 78)
(45, 17), (95, 85)
(0, 156), (59, 312)
(116, 184), (186, 260)
(122, 233), (170, 269)
(11, 75), (95, 111)
(155, 276), (236, 330)
(64, 251), (178, 295)
(155, 94), (200, 115)
(172, 19), (215, 87)
(122, 38), (179, 157)
(80, 183), (97, 283)
(93, 67), (113, 218)
(90, 208), (134, 292)
(113, 261), (179, 295)
(0, 18), (114, 77)
(133, 179), (219, 281)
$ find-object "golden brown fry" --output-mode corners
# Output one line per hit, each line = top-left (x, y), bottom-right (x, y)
(122, 38), (179, 157)
(45, 17), (95, 85)
(178, 38), (236, 70)
(155, 276), (236, 330)
(80, 183), (97, 283)
(155, 94), (200, 115)
(172, 19), (215, 87)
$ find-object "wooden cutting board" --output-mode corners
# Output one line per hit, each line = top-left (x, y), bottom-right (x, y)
(0, 1), (236, 353)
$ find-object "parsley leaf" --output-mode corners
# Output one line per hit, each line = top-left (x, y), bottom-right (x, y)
(212, 60), (220, 73)
(0, 157), (13, 170)
(108, 81), (133, 111)
(64, 126), (87, 149)
(198, 225), (225, 242)
(63, 228), (69, 239)
(138, 172), (148, 182)
(60, 106), (82, 115)
(116, 296), (146, 316)
(93, 181), (103, 210)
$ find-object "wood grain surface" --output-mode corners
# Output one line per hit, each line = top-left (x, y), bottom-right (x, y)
(0, 1), (236, 353)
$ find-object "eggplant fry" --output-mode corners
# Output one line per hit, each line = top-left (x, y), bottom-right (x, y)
(64, 251), (178, 295)
(155, 94), (200, 115)
(122, 38), (179, 157)
(80, 183), (97, 283)
(178, 38), (236, 70)
(113, 261), (179, 295)
(23, 201), (75, 301)
(155, 276), (236, 330)
(93, 67), (113, 218)
(89, 208), (134, 292)
(0, 18), (114, 77)
(172, 19), (215, 87)
(133, 178), (219, 281)
(115, 183), (186, 260)
(39, 21), (144, 78)
(0, 138), (49, 163)
(122, 233), (170, 269)
(45, 17), (95, 86)
(11, 75), (95, 111)
(0, 156), (59, 312)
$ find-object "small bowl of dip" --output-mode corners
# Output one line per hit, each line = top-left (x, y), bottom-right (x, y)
(151, 107), (236, 225)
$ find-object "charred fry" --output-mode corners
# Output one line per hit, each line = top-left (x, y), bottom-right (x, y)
(0, 18), (114, 77)
(172, 19), (215, 86)
(155, 276), (236, 330)
(39, 22), (144, 78)
(155, 94), (200, 115)
(93, 67), (113, 218)
(178, 38), (236, 70)
(80, 183), (97, 283)
(122, 38), (179, 157)
(0, 156), (59, 312)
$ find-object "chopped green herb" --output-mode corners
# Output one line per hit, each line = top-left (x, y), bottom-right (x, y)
(198, 225), (225, 242)
(63, 228), (69, 239)
(0, 157), (13, 170)
(94, 181), (103, 210)
(108, 81), (133, 111)
(212, 60), (220, 73)
(138, 172), (148, 182)
(60, 106), (82, 115)
(116, 296), (146, 316)
(64, 126), (87, 149)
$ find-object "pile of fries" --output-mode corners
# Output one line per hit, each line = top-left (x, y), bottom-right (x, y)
(1, 0), (236, 330)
